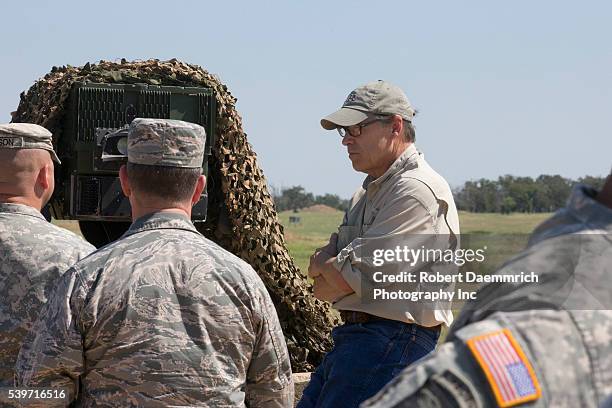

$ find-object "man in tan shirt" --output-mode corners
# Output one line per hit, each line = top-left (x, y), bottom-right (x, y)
(297, 81), (459, 408)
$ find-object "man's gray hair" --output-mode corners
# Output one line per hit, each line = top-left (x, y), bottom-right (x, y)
(403, 120), (416, 143)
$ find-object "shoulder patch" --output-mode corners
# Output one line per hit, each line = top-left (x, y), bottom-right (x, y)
(466, 328), (541, 407)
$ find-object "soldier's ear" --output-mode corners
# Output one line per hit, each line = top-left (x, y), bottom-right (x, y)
(119, 165), (131, 198)
(191, 175), (206, 206)
(37, 163), (53, 190)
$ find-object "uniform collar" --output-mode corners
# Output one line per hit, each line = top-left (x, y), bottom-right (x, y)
(0, 202), (45, 221)
(527, 184), (612, 246)
(565, 184), (612, 233)
(362, 144), (420, 196)
(122, 211), (200, 239)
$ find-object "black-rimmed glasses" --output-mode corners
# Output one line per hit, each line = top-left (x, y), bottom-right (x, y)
(336, 116), (390, 138)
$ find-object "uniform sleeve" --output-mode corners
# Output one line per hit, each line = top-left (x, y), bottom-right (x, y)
(245, 282), (294, 408)
(334, 192), (438, 295)
(15, 267), (87, 405)
(362, 373), (479, 408)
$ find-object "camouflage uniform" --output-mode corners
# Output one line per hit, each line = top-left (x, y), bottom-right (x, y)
(0, 203), (95, 386)
(0, 123), (95, 388)
(362, 184), (612, 408)
(16, 118), (294, 407)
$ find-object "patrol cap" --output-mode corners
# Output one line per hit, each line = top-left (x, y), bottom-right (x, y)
(321, 80), (416, 130)
(127, 118), (206, 168)
(0, 123), (61, 163)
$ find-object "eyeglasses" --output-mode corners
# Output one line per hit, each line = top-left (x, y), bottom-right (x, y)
(336, 116), (390, 138)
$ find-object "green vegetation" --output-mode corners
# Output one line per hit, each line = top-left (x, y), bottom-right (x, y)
(277, 209), (345, 273)
(279, 208), (552, 274)
(455, 174), (604, 213)
(272, 185), (348, 212)
(458, 211), (551, 234)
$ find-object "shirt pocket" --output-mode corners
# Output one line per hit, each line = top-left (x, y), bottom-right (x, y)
(362, 206), (380, 230)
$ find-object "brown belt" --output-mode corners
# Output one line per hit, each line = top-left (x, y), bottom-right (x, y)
(340, 310), (441, 332)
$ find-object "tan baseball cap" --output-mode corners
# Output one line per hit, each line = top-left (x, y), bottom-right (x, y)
(0, 123), (61, 163)
(321, 80), (416, 130)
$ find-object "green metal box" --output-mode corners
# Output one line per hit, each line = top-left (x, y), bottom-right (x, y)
(51, 82), (216, 222)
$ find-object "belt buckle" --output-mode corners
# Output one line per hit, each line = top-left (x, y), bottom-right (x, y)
(354, 311), (367, 323)
(341, 310), (371, 324)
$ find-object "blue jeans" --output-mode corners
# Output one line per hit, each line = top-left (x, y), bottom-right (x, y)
(297, 320), (440, 408)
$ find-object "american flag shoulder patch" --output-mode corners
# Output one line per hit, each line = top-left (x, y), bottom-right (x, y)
(466, 328), (541, 407)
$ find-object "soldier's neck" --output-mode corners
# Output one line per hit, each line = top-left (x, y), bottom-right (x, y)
(130, 198), (192, 221)
(0, 194), (43, 211)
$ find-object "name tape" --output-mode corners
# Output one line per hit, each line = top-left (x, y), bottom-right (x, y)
(0, 137), (24, 147)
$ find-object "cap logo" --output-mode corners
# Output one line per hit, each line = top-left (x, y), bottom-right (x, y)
(0, 137), (23, 147)
(343, 91), (359, 106)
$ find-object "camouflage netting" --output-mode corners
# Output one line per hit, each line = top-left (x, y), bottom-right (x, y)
(12, 58), (339, 371)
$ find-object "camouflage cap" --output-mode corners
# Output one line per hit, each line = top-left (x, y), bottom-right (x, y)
(0, 123), (61, 163)
(321, 80), (416, 130)
(128, 118), (206, 168)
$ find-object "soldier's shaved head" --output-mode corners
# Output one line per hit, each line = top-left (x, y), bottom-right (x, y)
(0, 148), (55, 210)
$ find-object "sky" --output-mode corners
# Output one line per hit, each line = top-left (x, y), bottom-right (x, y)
(1, 0), (610, 198)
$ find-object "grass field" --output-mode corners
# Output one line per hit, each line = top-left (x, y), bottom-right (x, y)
(278, 208), (552, 274)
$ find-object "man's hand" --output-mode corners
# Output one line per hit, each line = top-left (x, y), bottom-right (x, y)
(308, 233), (353, 302)
(313, 276), (344, 302)
(308, 233), (338, 279)
(320, 233), (339, 257)
(307, 250), (330, 279)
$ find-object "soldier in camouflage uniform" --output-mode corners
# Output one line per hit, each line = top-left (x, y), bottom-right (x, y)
(362, 172), (612, 408)
(0, 123), (95, 392)
(16, 118), (294, 407)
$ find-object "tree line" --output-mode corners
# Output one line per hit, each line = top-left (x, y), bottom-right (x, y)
(271, 186), (349, 212)
(454, 175), (606, 213)
(272, 174), (607, 214)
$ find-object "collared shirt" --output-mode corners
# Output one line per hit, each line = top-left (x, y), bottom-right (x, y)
(363, 184), (612, 408)
(332, 144), (460, 327)
(0, 203), (94, 385)
(16, 211), (294, 408)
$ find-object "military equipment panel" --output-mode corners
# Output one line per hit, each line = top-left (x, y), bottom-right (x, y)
(52, 82), (216, 222)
